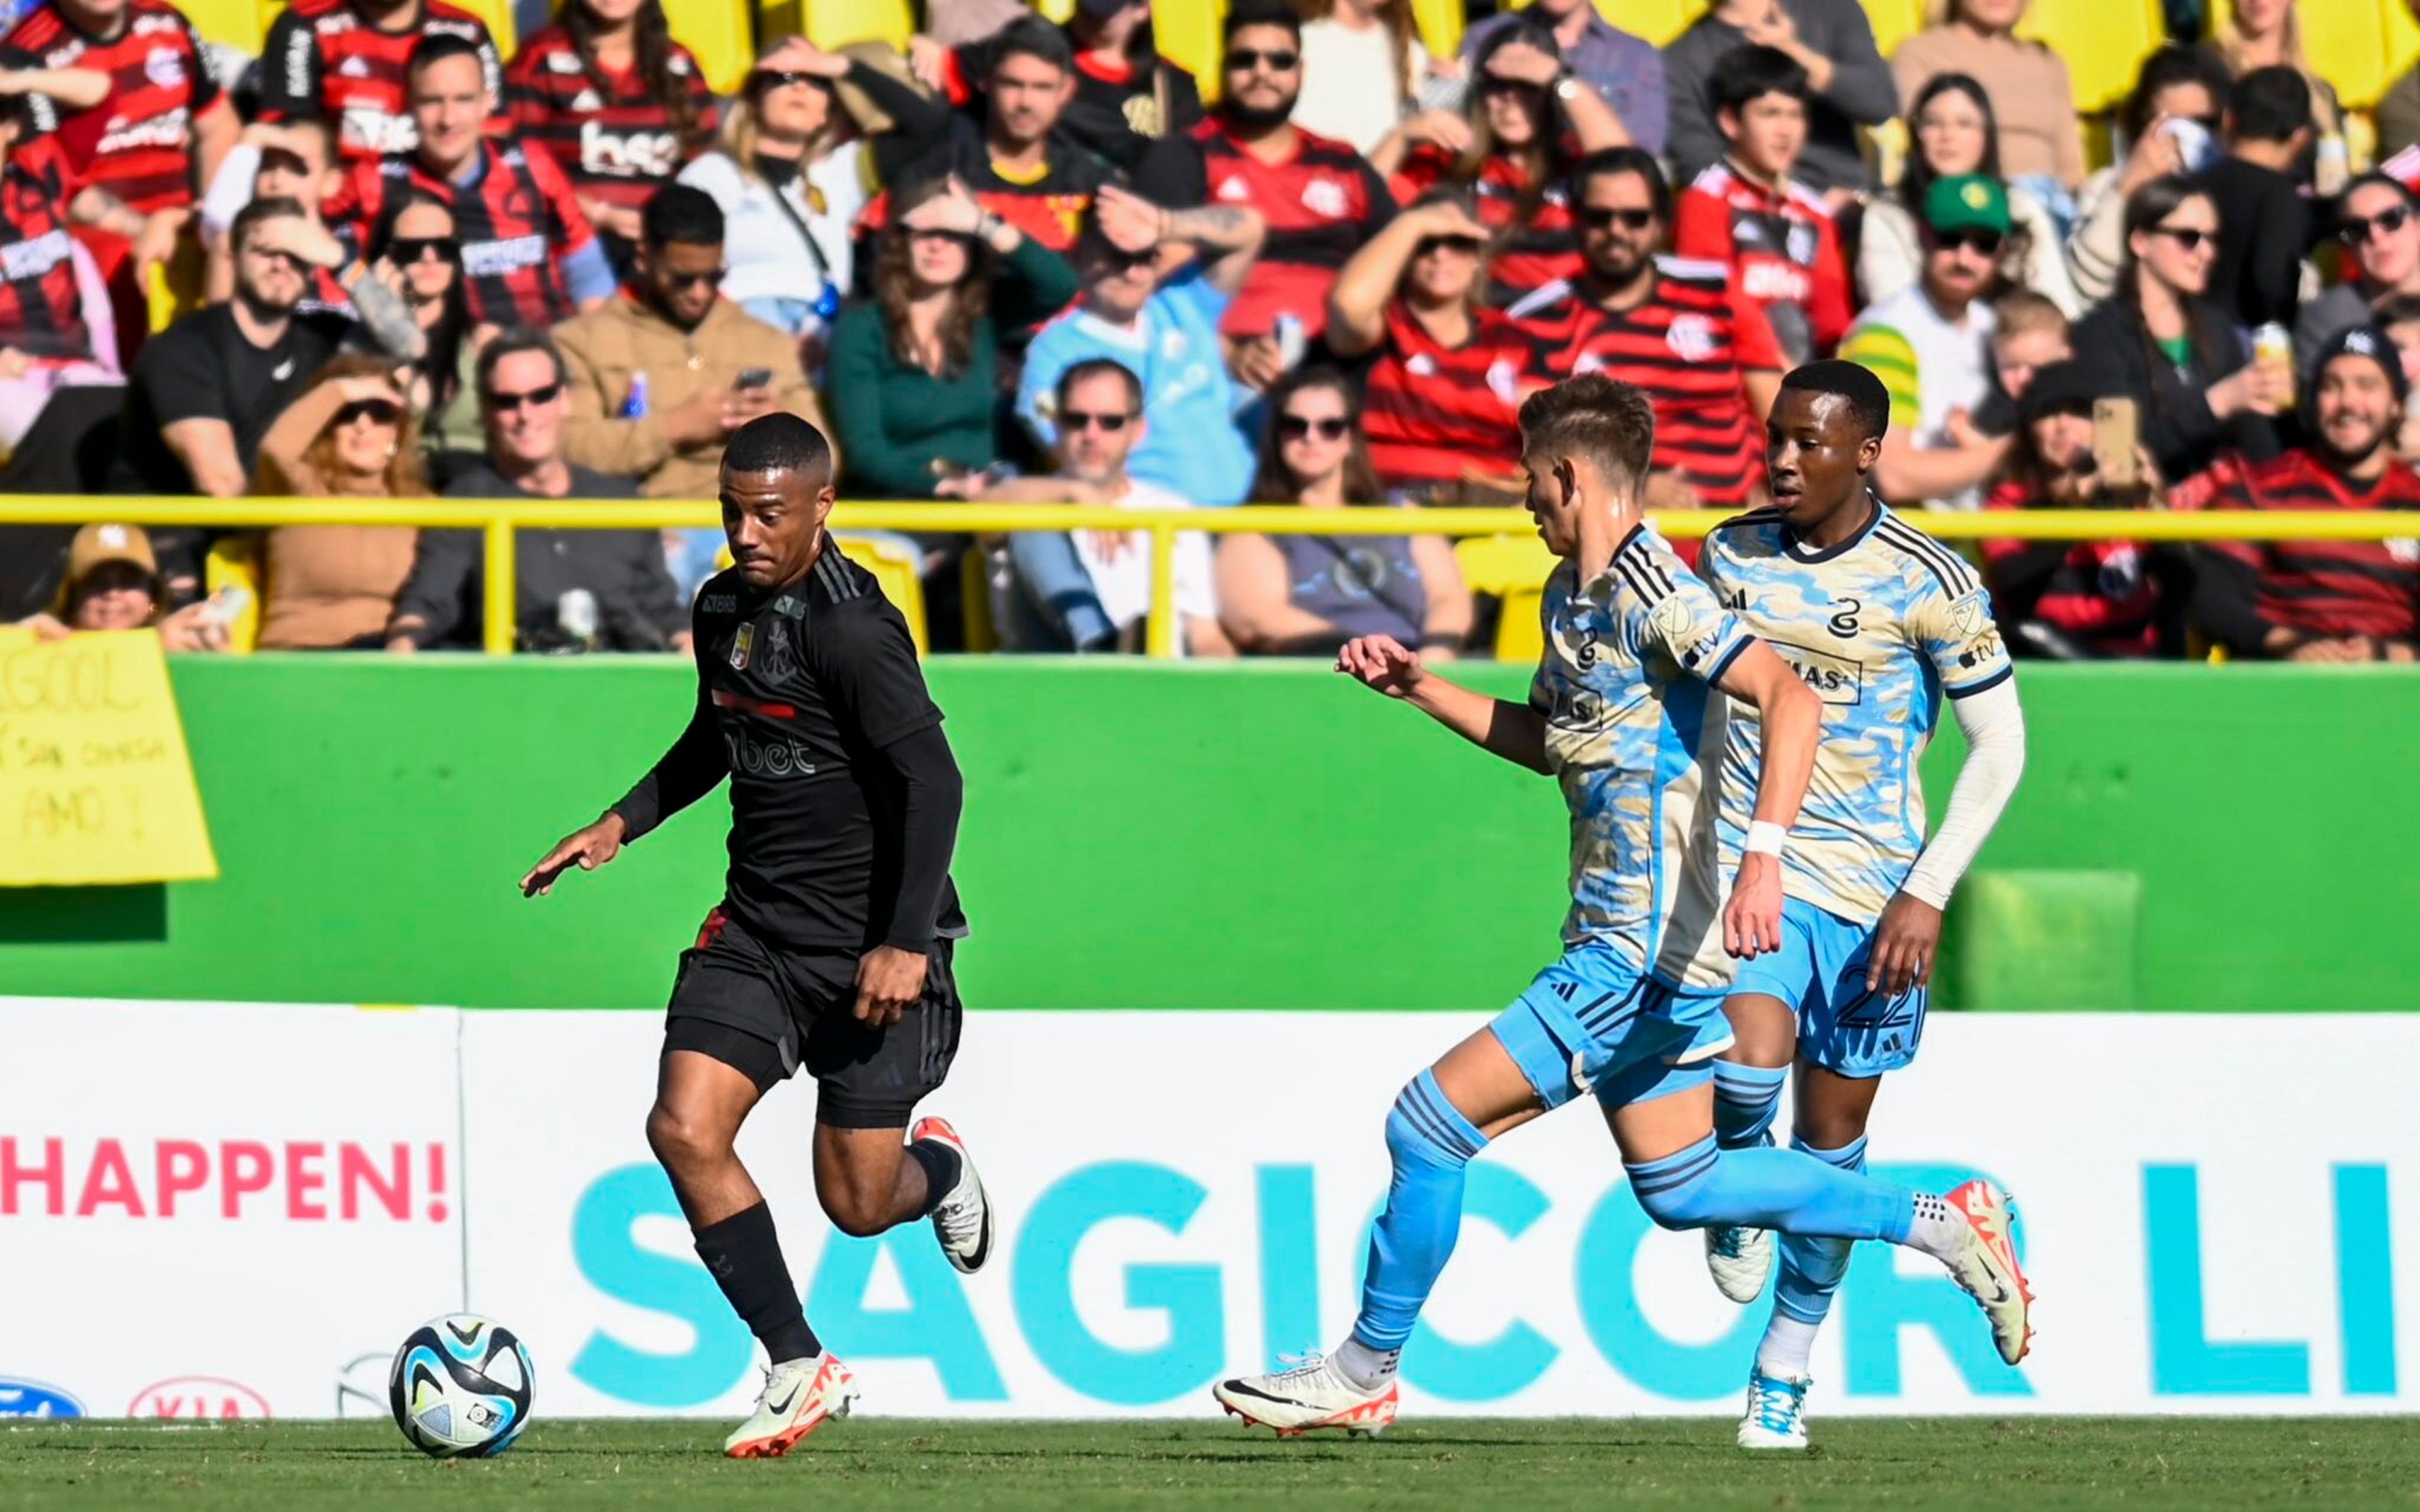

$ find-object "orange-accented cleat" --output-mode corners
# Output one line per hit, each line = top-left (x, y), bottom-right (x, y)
(1938, 1178), (2034, 1365)
(1213, 1356), (1399, 1438)
(722, 1353), (858, 1458)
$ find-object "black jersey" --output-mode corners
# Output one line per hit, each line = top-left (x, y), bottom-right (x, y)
(611, 549), (966, 953)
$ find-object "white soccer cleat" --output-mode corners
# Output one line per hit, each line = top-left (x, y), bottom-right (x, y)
(1213, 1354), (1399, 1438)
(722, 1353), (858, 1458)
(913, 1116), (993, 1274)
(1705, 1223), (1773, 1303)
(1736, 1370), (1811, 1450)
(1937, 1178), (2034, 1365)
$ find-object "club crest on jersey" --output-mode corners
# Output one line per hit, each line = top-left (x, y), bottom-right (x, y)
(1665, 314), (1717, 364)
(144, 46), (185, 89)
(1787, 222), (1818, 265)
(1301, 177), (1348, 219)
(730, 622), (754, 670)
(1216, 176), (1252, 203)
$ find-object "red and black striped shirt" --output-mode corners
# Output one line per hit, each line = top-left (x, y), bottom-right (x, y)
(0, 134), (87, 357)
(258, 0), (504, 163)
(1389, 143), (1576, 309)
(1507, 258), (1785, 510)
(0, 0), (223, 214)
(2201, 450), (2420, 643)
(1362, 299), (1533, 490)
(332, 140), (595, 327)
(1981, 479), (2160, 656)
(505, 25), (716, 211)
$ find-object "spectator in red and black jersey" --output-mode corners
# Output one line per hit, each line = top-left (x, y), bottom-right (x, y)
(1132, 0), (1392, 350)
(1329, 191), (1536, 503)
(1, 0), (237, 361)
(507, 0), (716, 268)
(0, 95), (121, 445)
(1672, 44), (1849, 366)
(331, 33), (614, 331)
(258, 0), (504, 166)
(1508, 147), (1786, 513)
(2192, 329), (2420, 663)
(1372, 19), (1630, 309)
(1981, 358), (2177, 660)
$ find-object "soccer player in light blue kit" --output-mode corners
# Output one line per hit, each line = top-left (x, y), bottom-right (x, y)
(1697, 361), (2033, 1450)
(1211, 374), (2033, 1437)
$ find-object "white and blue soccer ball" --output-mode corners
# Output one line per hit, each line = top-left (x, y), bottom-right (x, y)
(388, 1314), (534, 1458)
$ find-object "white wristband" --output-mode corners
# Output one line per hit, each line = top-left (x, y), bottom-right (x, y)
(1744, 820), (1788, 857)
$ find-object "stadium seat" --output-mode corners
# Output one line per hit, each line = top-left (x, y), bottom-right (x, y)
(1504, 0), (1706, 49)
(2014, 0), (2162, 117)
(204, 534), (263, 655)
(1453, 533), (1555, 662)
(1410, 0), (1461, 61)
(960, 546), (998, 653)
(779, 0), (913, 52)
(146, 236), (208, 335)
(2293, 0), (2420, 113)
(182, 0), (265, 54)
(672, 0), (758, 94)
(1859, 0), (1925, 61)
(1153, 0), (1224, 100)
(833, 533), (929, 654)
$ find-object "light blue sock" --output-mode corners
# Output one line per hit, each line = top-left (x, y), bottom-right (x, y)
(1712, 1062), (1787, 1151)
(1773, 1135), (1867, 1325)
(1625, 1134), (1913, 1243)
(1349, 1070), (1488, 1355)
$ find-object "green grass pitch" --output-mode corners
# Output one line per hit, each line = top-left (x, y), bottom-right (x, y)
(4, 1418), (2415, 1511)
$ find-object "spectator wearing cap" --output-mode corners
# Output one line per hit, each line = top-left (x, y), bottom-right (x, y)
(552, 183), (826, 504)
(2295, 176), (2420, 376)
(384, 327), (684, 654)
(1664, 0), (1896, 198)
(1458, 0), (1664, 158)
(2190, 329), (2420, 663)
(15, 522), (228, 651)
(1981, 358), (2177, 659)
(1858, 72), (2076, 316)
(1837, 173), (2010, 508)
(2199, 66), (2318, 335)
(1016, 185), (1265, 507)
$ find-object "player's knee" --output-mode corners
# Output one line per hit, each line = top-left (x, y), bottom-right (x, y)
(644, 1099), (730, 1174)
(1633, 1174), (1717, 1231)
(1385, 1072), (1484, 1174)
(815, 1179), (891, 1238)
(1626, 1145), (1724, 1231)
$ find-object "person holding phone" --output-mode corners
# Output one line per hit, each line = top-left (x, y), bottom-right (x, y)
(554, 183), (827, 505)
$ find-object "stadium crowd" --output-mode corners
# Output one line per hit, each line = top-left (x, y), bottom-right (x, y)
(3, 0), (2419, 662)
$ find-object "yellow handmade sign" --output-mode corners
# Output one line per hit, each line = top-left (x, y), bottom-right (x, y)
(0, 627), (217, 885)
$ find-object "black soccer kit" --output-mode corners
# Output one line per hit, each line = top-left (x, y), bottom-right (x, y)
(609, 546), (969, 1128)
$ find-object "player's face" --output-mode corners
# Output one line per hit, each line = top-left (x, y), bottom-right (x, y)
(2342, 183), (2420, 291)
(2315, 357), (2398, 464)
(1765, 387), (1877, 530)
(640, 238), (724, 329)
(722, 467), (836, 588)
(482, 348), (567, 471)
(1223, 25), (1301, 122)
(409, 56), (492, 172)
(1577, 172), (1661, 286)
(1726, 94), (1807, 180)
(1914, 88), (1988, 178)
(2131, 194), (2219, 298)
(990, 54), (1073, 148)
(1991, 325), (2069, 401)
(1406, 229), (1484, 303)
(1519, 450), (1584, 556)
(389, 200), (461, 306)
(2027, 406), (2094, 473)
(1056, 370), (1141, 483)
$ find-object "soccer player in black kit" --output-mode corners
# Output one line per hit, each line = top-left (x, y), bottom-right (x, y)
(521, 413), (991, 1458)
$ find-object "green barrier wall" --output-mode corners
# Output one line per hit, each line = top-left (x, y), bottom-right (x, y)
(3, 658), (2415, 1011)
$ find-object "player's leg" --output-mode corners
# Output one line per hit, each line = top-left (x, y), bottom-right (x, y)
(1704, 903), (1822, 1302)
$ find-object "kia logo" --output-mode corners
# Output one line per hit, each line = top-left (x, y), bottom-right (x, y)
(127, 1377), (272, 1419)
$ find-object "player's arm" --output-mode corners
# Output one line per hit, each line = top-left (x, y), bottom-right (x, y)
(1709, 639), (1820, 959)
(1336, 634), (1550, 774)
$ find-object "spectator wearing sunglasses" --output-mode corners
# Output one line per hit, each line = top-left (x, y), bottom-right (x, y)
(386, 327), (684, 653)
(2198, 66), (2319, 336)
(2066, 45), (2231, 306)
(364, 192), (478, 470)
(1838, 174), (2011, 509)
(2070, 174), (2288, 488)
(553, 183), (824, 507)
(1458, 0), (1664, 159)
(1215, 366), (1470, 658)
(2294, 176), (2420, 375)
(248, 353), (425, 650)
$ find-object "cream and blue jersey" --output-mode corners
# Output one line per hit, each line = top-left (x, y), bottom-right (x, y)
(1530, 522), (1756, 994)
(1700, 500), (2013, 927)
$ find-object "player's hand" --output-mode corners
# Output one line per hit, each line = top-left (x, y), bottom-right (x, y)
(521, 812), (627, 897)
(1336, 633), (1426, 697)
(1866, 890), (1942, 998)
(853, 944), (929, 1028)
(1723, 852), (1784, 959)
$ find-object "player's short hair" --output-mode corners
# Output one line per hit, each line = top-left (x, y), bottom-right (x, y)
(2228, 65), (2311, 146)
(1568, 147), (1671, 226)
(1712, 43), (1809, 115)
(1223, 0), (1300, 45)
(406, 32), (487, 85)
(991, 14), (1073, 76)
(1056, 357), (1143, 415)
(1518, 375), (1656, 496)
(724, 413), (834, 484)
(1780, 360), (1891, 442)
(474, 326), (567, 399)
(229, 195), (308, 255)
(642, 183), (725, 249)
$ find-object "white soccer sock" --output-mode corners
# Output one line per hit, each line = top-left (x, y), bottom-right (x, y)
(1903, 1192), (1967, 1261)
(1754, 1315), (1821, 1381)
(1332, 1336), (1400, 1391)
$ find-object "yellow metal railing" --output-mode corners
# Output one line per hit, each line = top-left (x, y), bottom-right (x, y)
(5, 495), (2416, 658)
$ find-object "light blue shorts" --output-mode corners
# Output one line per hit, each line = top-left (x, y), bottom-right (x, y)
(1488, 943), (1734, 1113)
(1730, 898), (1927, 1078)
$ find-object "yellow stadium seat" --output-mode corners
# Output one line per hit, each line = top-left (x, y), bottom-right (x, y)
(783, 0), (913, 52)
(2295, 0), (2414, 113)
(833, 533), (928, 653)
(1410, 0), (1461, 60)
(1153, 0), (1224, 100)
(204, 534), (263, 655)
(2015, 0), (2162, 116)
(960, 546), (997, 653)
(1035, 0), (1075, 22)
(1860, 0), (1925, 61)
(1453, 533), (1555, 662)
(180, 0), (265, 54)
(672, 0), (757, 94)
(1506, 0), (1706, 49)
(146, 234), (207, 335)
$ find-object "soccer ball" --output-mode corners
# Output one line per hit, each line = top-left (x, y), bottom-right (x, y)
(388, 1314), (534, 1458)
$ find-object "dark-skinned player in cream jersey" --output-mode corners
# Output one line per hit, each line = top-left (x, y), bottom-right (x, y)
(521, 413), (991, 1458)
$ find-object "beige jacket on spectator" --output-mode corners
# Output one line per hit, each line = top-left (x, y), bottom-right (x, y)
(1890, 26), (2085, 191)
(2064, 165), (2129, 307)
(553, 294), (827, 500)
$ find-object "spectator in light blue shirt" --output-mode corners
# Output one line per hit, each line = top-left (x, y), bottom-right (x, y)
(1017, 184), (1267, 507)
(1460, 0), (1667, 159)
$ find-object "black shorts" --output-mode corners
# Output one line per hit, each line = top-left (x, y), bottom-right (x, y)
(662, 907), (964, 1129)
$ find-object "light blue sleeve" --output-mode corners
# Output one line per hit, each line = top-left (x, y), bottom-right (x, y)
(1637, 564), (1753, 687)
(1160, 266), (1230, 328)
(1908, 576), (2014, 698)
(561, 239), (617, 307)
